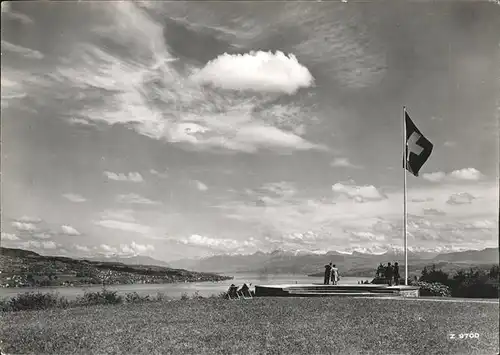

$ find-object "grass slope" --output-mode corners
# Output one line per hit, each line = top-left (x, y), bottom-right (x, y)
(1, 297), (498, 354)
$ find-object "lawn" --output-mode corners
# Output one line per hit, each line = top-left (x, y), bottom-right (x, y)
(1, 297), (498, 354)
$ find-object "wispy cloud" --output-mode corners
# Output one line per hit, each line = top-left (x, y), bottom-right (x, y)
(61, 225), (81, 236)
(150, 169), (168, 178)
(194, 180), (208, 192)
(116, 193), (161, 205)
(1, 40), (43, 60)
(330, 157), (362, 169)
(95, 220), (151, 234)
(63, 193), (87, 203)
(104, 171), (143, 182)
(447, 192), (476, 205)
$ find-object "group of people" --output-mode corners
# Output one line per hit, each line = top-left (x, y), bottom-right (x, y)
(377, 262), (400, 286)
(226, 283), (252, 299)
(323, 262), (340, 285)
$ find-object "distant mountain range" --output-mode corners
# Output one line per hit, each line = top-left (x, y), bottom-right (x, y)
(168, 247), (499, 276)
(83, 255), (170, 268)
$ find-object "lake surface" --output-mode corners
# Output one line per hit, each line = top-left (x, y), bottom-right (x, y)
(0, 274), (371, 300)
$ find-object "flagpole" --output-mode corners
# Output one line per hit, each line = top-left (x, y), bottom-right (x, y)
(403, 106), (408, 286)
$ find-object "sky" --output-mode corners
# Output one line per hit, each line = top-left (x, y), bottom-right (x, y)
(1, 1), (499, 261)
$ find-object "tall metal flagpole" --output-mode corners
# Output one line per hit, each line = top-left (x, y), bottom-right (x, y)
(403, 106), (408, 286)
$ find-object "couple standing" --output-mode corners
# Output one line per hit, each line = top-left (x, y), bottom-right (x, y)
(323, 262), (339, 285)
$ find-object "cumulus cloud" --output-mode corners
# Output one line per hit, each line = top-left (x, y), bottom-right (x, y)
(12, 221), (38, 232)
(116, 193), (160, 205)
(180, 234), (254, 251)
(330, 157), (362, 169)
(17, 216), (42, 223)
(194, 180), (208, 191)
(104, 171), (143, 182)
(332, 183), (386, 203)
(63, 193), (87, 203)
(61, 225), (81, 236)
(447, 192), (476, 205)
(120, 241), (155, 255)
(98, 242), (154, 256)
(191, 51), (314, 95)
(423, 168), (483, 183)
(449, 168), (483, 181)
(42, 38), (324, 154)
(1, 232), (19, 241)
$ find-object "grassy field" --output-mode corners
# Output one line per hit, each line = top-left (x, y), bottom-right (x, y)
(1, 297), (498, 355)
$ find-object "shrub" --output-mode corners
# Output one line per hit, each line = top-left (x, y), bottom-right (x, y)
(413, 281), (451, 297)
(1, 292), (69, 312)
(76, 288), (123, 306)
(125, 292), (150, 304)
(180, 292), (189, 301)
(191, 291), (204, 300)
(154, 292), (168, 302)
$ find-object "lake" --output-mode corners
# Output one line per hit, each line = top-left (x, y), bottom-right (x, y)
(0, 273), (372, 300)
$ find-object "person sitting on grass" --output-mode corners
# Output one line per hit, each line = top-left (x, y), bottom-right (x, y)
(227, 284), (238, 299)
(238, 283), (251, 298)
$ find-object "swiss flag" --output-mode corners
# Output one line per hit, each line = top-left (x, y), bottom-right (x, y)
(405, 112), (433, 177)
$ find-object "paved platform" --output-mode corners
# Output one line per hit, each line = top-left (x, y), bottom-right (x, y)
(254, 283), (420, 298)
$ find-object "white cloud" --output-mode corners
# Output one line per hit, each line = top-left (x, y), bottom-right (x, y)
(101, 209), (136, 222)
(449, 168), (483, 181)
(423, 168), (483, 183)
(1, 232), (19, 241)
(63, 193), (87, 203)
(104, 171), (143, 182)
(12, 221), (38, 232)
(332, 183), (386, 202)
(190, 51), (314, 95)
(61, 225), (81, 236)
(17, 216), (42, 223)
(422, 172), (446, 182)
(150, 169), (168, 178)
(180, 234), (253, 251)
(75, 245), (90, 252)
(1, 40), (44, 60)
(33, 232), (52, 240)
(116, 193), (160, 205)
(330, 157), (362, 169)
(20, 240), (57, 250)
(194, 180), (208, 191)
(43, 37), (324, 155)
(423, 208), (446, 216)
(120, 241), (155, 256)
(447, 192), (476, 205)
(95, 220), (151, 234)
